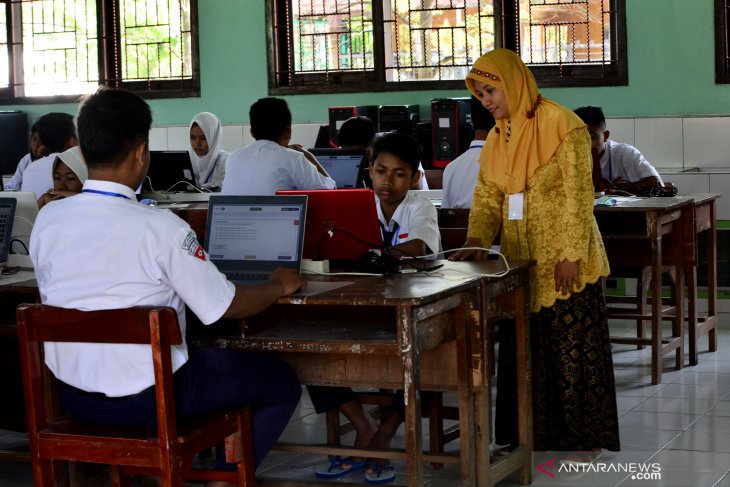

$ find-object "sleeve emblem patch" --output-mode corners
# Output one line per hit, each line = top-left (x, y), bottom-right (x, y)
(182, 231), (206, 261)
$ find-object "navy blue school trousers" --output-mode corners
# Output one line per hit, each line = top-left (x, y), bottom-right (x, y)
(59, 346), (302, 470)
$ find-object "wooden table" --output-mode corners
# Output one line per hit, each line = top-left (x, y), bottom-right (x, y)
(594, 196), (694, 384)
(190, 259), (533, 487)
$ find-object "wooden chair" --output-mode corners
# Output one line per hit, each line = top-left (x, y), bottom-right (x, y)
(438, 207), (470, 253)
(424, 169), (444, 189)
(16, 304), (256, 487)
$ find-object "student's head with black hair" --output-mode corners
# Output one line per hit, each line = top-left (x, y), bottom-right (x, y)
(470, 96), (496, 137)
(337, 116), (376, 149)
(574, 105), (609, 154)
(369, 132), (422, 209)
(35, 112), (77, 156)
(29, 120), (42, 160)
(249, 97), (292, 144)
(77, 88), (152, 185)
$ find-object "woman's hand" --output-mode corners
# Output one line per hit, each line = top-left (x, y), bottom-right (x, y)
(448, 237), (487, 261)
(554, 259), (579, 295)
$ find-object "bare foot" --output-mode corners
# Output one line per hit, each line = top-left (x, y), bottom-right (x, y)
(339, 400), (378, 453)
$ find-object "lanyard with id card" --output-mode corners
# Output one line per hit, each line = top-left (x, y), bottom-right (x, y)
(508, 193), (524, 220)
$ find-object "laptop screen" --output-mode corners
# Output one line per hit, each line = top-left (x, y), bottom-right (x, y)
(204, 195), (307, 274)
(0, 198), (16, 265)
(308, 148), (368, 189)
(145, 151), (197, 193)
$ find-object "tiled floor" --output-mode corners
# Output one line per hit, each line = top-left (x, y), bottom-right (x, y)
(2, 314), (730, 486)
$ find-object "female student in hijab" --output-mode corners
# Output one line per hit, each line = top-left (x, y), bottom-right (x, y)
(189, 112), (229, 189)
(37, 146), (88, 208)
(450, 49), (619, 462)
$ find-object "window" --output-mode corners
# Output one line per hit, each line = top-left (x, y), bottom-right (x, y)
(0, 0), (198, 102)
(716, 0), (730, 83)
(268, 0), (626, 94)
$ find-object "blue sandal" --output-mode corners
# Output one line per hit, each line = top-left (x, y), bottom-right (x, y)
(364, 462), (396, 484)
(314, 456), (367, 479)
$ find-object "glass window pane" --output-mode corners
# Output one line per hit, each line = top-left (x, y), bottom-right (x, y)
(0, 6), (8, 89)
(20, 0), (98, 97)
(119, 0), (193, 81)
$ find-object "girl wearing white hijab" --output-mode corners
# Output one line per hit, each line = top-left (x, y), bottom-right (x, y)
(189, 112), (229, 189)
(37, 146), (88, 208)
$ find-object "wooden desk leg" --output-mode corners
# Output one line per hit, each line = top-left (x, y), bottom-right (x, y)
(454, 295), (476, 485)
(398, 306), (424, 487)
(516, 286), (533, 485)
(688, 265), (698, 366)
(651, 230), (662, 385)
(707, 206), (718, 353)
(674, 264), (685, 371)
(475, 288), (491, 487)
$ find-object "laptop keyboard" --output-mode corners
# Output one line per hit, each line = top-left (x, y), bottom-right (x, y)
(227, 272), (267, 283)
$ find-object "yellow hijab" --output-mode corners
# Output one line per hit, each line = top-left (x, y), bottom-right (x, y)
(465, 49), (585, 194)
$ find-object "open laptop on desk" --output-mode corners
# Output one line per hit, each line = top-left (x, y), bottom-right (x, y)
(145, 151), (198, 193)
(308, 148), (369, 189)
(2, 192), (37, 259)
(204, 195), (307, 284)
(0, 198), (16, 269)
(276, 189), (382, 262)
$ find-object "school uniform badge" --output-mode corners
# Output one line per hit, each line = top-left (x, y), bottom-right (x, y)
(182, 231), (206, 261)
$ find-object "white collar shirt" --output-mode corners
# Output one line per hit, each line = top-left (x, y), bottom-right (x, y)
(20, 153), (57, 198)
(441, 139), (485, 209)
(599, 139), (663, 185)
(5, 153), (33, 191)
(221, 139), (336, 195)
(30, 180), (235, 397)
(376, 191), (441, 258)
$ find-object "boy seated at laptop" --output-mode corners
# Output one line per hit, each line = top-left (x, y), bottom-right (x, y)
(21, 112), (78, 199)
(30, 88), (305, 486)
(221, 97), (336, 195)
(338, 116), (429, 190)
(574, 105), (664, 194)
(309, 132), (440, 483)
(36, 146), (88, 208)
(5, 121), (42, 191)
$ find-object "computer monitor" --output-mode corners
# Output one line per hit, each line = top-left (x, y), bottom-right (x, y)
(145, 151), (198, 193)
(275, 189), (382, 261)
(2, 192), (38, 255)
(308, 148), (369, 189)
(0, 197), (16, 266)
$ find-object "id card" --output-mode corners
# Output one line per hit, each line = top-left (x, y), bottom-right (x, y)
(508, 193), (524, 220)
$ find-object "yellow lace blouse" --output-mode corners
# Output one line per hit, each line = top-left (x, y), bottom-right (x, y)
(468, 128), (610, 312)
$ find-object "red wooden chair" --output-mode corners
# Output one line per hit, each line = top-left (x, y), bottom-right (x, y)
(16, 304), (256, 486)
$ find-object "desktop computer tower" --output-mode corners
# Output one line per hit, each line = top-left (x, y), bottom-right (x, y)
(431, 98), (472, 168)
(378, 104), (420, 135)
(0, 111), (28, 176)
(328, 106), (379, 147)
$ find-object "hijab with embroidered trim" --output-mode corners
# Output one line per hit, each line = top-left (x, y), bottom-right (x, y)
(54, 146), (88, 184)
(188, 112), (224, 187)
(465, 49), (585, 194)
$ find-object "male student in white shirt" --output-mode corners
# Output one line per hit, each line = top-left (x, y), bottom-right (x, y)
(30, 88), (305, 484)
(221, 97), (336, 195)
(441, 96), (496, 208)
(5, 121), (42, 191)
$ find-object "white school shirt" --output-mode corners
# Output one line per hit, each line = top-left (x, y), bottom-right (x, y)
(20, 153), (57, 198)
(5, 153), (33, 191)
(376, 191), (441, 258)
(221, 139), (336, 195)
(441, 140), (484, 209)
(600, 139), (663, 185)
(30, 180), (235, 397)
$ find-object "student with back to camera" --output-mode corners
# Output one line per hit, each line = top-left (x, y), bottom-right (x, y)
(37, 146), (88, 208)
(21, 113), (78, 199)
(574, 105), (664, 194)
(221, 97), (336, 195)
(441, 96), (496, 208)
(5, 121), (42, 191)
(450, 49), (619, 465)
(309, 132), (440, 484)
(30, 88), (305, 486)
(189, 112), (229, 190)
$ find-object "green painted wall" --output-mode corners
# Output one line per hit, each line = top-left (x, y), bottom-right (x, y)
(6, 0), (730, 125)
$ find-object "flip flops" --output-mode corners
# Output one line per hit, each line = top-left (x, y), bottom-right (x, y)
(314, 456), (367, 479)
(364, 462), (396, 484)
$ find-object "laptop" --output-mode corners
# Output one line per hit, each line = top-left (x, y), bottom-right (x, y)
(204, 195), (307, 284)
(0, 198), (16, 268)
(276, 189), (382, 261)
(145, 151), (198, 193)
(2, 192), (38, 256)
(308, 148), (369, 189)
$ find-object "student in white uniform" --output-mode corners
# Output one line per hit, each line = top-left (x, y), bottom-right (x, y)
(30, 89), (305, 479)
(221, 97), (335, 195)
(574, 105), (663, 193)
(189, 111), (228, 190)
(309, 132), (439, 484)
(441, 96), (496, 208)
(20, 113), (78, 198)
(37, 146), (88, 208)
(5, 121), (42, 191)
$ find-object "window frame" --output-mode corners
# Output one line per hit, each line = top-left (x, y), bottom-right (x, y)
(267, 0), (627, 95)
(716, 0), (730, 83)
(0, 0), (199, 105)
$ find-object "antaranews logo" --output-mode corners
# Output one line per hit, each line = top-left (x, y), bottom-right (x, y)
(536, 459), (662, 481)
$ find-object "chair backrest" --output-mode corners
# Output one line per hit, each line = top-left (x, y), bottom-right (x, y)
(15, 304), (182, 449)
(437, 207), (470, 253)
(424, 169), (443, 189)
